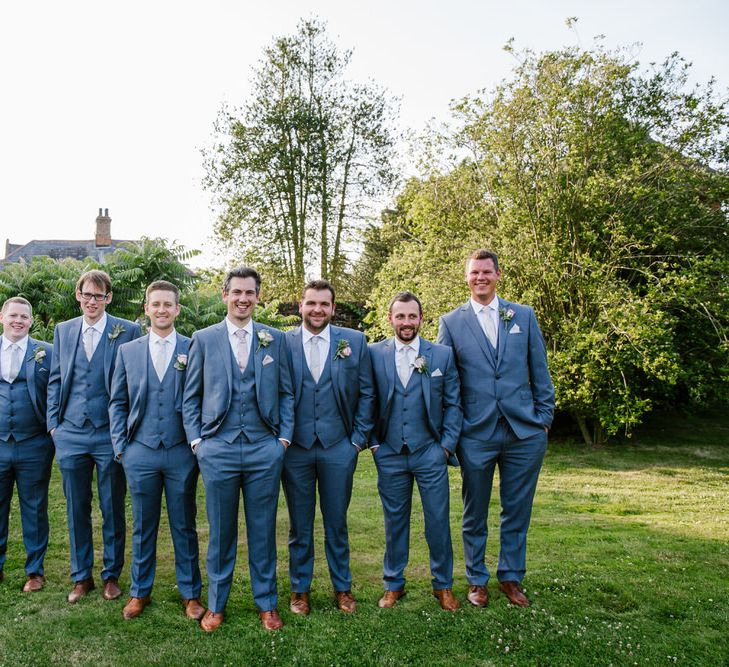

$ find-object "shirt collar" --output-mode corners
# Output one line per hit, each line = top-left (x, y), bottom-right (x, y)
(226, 317), (253, 339)
(394, 335), (420, 356)
(302, 324), (331, 345)
(83, 312), (108, 334)
(149, 329), (177, 348)
(470, 295), (499, 315)
(1, 334), (29, 353)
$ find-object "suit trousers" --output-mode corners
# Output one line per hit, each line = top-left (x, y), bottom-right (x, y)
(0, 434), (55, 575)
(196, 434), (285, 613)
(281, 437), (359, 593)
(122, 441), (201, 599)
(374, 441), (454, 591)
(53, 421), (127, 582)
(459, 422), (547, 585)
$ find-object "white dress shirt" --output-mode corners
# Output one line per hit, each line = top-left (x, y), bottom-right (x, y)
(470, 295), (499, 348)
(81, 312), (108, 357)
(225, 317), (254, 360)
(149, 329), (177, 378)
(1, 334), (29, 382)
(302, 324), (331, 377)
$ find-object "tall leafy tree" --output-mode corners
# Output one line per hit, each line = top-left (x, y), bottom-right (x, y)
(204, 18), (398, 298)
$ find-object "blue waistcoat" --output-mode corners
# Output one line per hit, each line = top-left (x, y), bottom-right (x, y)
(383, 371), (434, 454)
(217, 346), (270, 443)
(293, 355), (347, 449)
(64, 335), (109, 428)
(0, 358), (43, 442)
(133, 355), (186, 449)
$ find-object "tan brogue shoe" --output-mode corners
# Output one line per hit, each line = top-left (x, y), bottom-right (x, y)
(335, 590), (357, 613)
(466, 585), (489, 608)
(289, 592), (310, 615)
(259, 610), (284, 631)
(68, 577), (95, 604)
(122, 596), (151, 620)
(200, 610), (224, 633)
(499, 581), (530, 607)
(182, 598), (206, 621)
(102, 577), (122, 601)
(378, 589), (406, 609)
(433, 588), (460, 611)
(22, 574), (45, 593)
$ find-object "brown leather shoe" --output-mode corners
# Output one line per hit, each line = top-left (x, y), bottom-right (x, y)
(259, 610), (284, 631)
(22, 574), (45, 593)
(433, 588), (460, 611)
(200, 610), (224, 632)
(102, 577), (122, 601)
(378, 589), (406, 609)
(122, 596), (151, 619)
(499, 581), (530, 607)
(68, 577), (95, 604)
(467, 584), (489, 608)
(335, 590), (357, 613)
(182, 598), (206, 621)
(289, 592), (310, 615)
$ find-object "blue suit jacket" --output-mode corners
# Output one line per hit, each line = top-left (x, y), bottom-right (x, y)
(286, 325), (375, 447)
(369, 337), (462, 461)
(109, 333), (190, 458)
(182, 320), (294, 444)
(18, 337), (53, 425)
(47, 314), (142, 431)
(437, 299), (554, 441)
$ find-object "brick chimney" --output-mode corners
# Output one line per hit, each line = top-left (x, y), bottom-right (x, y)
(95, 208), (112, 247)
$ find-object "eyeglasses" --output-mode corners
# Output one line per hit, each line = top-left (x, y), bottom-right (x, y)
(78, 292), (109, 302)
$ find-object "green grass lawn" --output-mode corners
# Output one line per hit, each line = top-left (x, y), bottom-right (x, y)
(1, 411), (727, 666)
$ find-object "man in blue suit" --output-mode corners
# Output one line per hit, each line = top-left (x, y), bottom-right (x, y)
(183, 267), (294, 633)
(0, 297), (54, 592)
(282, 279), (374, 616)
(47, 269), (141, 604)
(109, 281), (203, 621)
(369, 292), (462, 612)
(438, 249), (554, 608)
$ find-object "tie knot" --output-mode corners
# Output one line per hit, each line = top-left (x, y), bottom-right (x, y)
(235, 329), (248, 341)
(157, 338), (167, 346)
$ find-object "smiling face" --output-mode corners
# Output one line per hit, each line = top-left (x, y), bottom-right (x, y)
(299, 288), (335, 335)
(223, 276), (259, 327)
(76, 279), (112, 325)
(0, 301), (33, 343)
(466, 258), (501, 305)
(388, 299), (423, 344)
(144, 289), (180, 336)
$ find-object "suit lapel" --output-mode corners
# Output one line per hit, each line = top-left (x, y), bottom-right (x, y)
(137, 336), (150, 406)
(496, 298), (509, 368)
(291, 326), (305, 402)
(384, 339), (396, 405)
(419, 338), (432, 416)
(25, 338), (38, 411)
(252, 321), (263, 405)
(103, 315), (117, 392)
(462, 305), (496, 368)
(328, 326), (345, 420)
(173, 336), (189, 405)
(214, 321), (233, 396)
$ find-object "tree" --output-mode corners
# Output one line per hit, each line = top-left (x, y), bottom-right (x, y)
(369, 43), (729, 444)
(204, 18), (398, 298)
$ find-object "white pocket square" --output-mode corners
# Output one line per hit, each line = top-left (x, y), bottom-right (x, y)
(431, 368), (443, 377)
(509, 324), (522, 334)
(262, 354), (274, 366)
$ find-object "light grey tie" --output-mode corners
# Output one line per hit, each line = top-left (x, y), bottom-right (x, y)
(7, 344), (22, 383)
(83, 327), (95, 361)
(235, 329), (249, 372)
(309, 335), (322, 382)
(397, 345), (412, 387)
(479, 307), (497, 349)
(153, 339), (168, 381)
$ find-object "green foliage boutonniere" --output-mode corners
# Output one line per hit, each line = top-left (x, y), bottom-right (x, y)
(108, 323), (126, 341)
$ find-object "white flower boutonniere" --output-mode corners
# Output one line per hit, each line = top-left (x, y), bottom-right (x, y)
(499, 307), (515, 325)
(30, 347), (47, 365)
(108, 323), (126, 341)
(412, 355), (429, 376)
(173, 353), (188, 371)
(335, 339), (352, 360)
(257, 329), (274, 352)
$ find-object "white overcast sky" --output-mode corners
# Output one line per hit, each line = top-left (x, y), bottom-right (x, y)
(1, 0), (727, 267)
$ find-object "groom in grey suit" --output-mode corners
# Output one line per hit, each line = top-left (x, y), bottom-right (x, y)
(183, 266), (294, 632)
(282, 279), (374, 616)
(438, 250), (554, 608)
(109, 281), (203, 622)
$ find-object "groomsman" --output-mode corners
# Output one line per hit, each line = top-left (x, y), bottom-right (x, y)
(369, 292), (462, 611)
(0, 298), (54, 592)
(109, 281), (203, 621)
(183, 267), (294, 632)
(282, 279), (374, 615)
(47, 270), (141, 603)
(438, 250), (554, 607)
